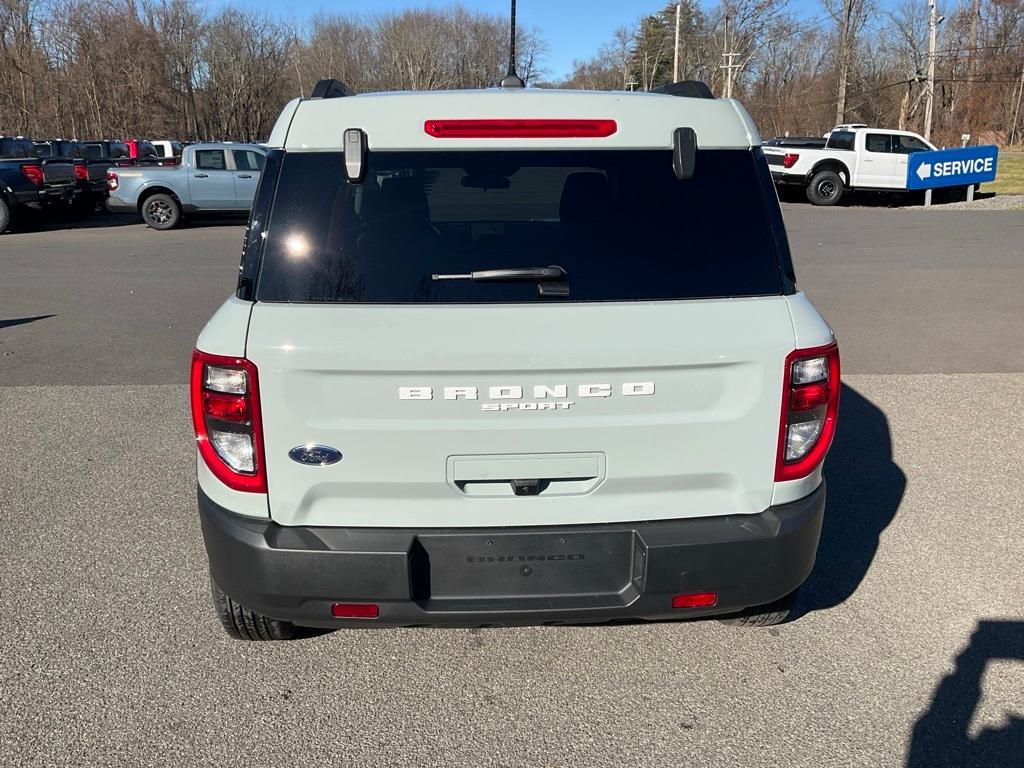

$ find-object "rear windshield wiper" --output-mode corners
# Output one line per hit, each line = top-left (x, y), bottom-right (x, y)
(431, 265), (569, 298)
(431, 265), (567, 283)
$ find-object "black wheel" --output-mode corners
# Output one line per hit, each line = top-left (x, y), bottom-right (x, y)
(806, 170), (845, 206)
(141, 192), (181, 230)
(210, 575), (297, 641)
(0, 197), (10, 234)
(718, 588), (799, 627)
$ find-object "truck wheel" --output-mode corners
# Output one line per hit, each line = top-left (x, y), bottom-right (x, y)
(141, 193), (181, 230)
(0, 198), (10, 234)
(210, 575), (298, 641)
(806, 171), (844, 206)
(718, 588), (798, 627)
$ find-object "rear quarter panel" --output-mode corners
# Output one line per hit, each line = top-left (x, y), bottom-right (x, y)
(194, 297), (268, 518)
(114, 168), (189, 207)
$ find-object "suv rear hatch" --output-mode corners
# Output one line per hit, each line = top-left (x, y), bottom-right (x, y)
(245, 147), (797, 528)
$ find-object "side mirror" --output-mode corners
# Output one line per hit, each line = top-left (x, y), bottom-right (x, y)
(673, 127), (697, 181)
(344, 128), (367, 183)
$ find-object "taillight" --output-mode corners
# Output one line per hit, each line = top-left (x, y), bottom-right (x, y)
(74, 164), (88, 181)
(190, 349), (267, 493)
(106, 170), (119, 191)
(775, 343), (840, 482)
(782, 153), (800, 168)
(21, 164), (44, 187)
(424, 118), (617, 139)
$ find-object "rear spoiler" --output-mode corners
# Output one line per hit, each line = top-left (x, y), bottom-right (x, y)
(651, 80), (714, 99)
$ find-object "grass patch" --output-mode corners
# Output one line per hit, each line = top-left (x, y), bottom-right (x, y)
(983, 152), (1024, 195)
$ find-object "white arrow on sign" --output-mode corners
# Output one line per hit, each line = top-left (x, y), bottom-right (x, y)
(916, 163), (932, 180)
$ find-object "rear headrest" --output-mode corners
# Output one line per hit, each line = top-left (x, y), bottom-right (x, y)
(378, 176), (430, 225)
(559, 172), (611, 228)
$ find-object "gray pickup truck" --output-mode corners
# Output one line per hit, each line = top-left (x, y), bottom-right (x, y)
(106, 142), (266, 229)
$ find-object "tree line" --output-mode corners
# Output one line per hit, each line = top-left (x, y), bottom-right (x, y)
(556, 0), (1024, 145)
(2, 0), (1022, 146)
(0, 0), (547, 141)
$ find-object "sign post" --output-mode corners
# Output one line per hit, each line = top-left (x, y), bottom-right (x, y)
(906, 145), (999, 206)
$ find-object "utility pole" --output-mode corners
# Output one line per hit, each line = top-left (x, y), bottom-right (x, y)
(965, 0), (980, 130)
(673, 2), (681, 83)
(924, 0), (937, 142)
(719, 13), (740, 98)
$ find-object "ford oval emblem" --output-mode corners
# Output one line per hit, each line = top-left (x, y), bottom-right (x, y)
(288, 444), (342, 466)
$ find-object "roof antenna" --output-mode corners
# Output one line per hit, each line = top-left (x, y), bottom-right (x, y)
(500, 0), (525, 88)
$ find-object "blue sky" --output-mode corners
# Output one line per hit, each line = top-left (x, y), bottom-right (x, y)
(228, 0), (820, 80)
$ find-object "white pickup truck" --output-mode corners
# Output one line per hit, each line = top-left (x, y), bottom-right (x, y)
(763, 127), (940, 205)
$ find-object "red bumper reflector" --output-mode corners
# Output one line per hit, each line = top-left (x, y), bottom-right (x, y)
(672, 592), (718, 609)
(331, 603), (380, 619)
(424, 118), (617, 139)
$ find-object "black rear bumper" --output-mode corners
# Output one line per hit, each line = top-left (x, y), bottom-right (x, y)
(199, 485), (825, 628)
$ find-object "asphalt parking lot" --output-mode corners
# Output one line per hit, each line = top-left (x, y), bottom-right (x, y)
(1, 207), (1022, 767)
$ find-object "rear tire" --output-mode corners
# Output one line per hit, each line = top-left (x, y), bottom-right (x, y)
(0, 197), (10, 234)
(718, 588), (799, 627)
(210, 575), (298, 641)
(141, 192), (181, 230)
(806, 170), (845, 206)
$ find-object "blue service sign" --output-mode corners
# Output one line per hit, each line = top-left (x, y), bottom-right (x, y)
(906, 145), (999, 190)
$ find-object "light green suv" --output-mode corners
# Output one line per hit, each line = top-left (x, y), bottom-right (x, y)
(191, 78), (839, 639)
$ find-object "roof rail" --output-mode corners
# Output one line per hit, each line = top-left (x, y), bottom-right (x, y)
(650, 81), (714, 99)
(310, 79), (354, 99)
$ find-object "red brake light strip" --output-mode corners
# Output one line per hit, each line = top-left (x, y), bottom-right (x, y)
(424, 119), (617, 139)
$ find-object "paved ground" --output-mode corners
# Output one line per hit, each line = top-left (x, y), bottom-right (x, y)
(1, 207), (1022, 767)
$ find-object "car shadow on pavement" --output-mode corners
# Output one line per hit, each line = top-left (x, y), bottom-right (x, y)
(0, 314), (55, 331)
(794, 382), (907, 618)
(906, 620), (1024, 768)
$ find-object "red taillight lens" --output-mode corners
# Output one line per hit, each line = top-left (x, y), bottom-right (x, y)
(21, 164), (44, 187)
(782, 153), (800, 168)
(190, 349), (266, 493)
(331, 603), (380, 619)
(106, 171), (119, 191)
(775, 343), (841, 482)
(73, 164), (88, 181)
(790, 381), (829, 411)
(672, 592), (718, 609)
(202, 390), (249, 422)
(424, 118), (618, 139)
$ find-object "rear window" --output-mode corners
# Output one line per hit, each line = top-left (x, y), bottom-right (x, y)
(1, 139), (31, 158)
(255, 149), (787, 303)
(195, 150), (227, 170)
(827, 131), (855, 151)
(866, 134), (891, 153)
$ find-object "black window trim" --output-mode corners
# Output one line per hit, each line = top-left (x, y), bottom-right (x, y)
(237, 149), (284, 300)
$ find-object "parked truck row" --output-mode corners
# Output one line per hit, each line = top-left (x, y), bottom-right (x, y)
(0, 135), (186, 233)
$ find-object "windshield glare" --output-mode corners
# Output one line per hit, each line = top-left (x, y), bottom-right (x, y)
(256, 149), (785, 303)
